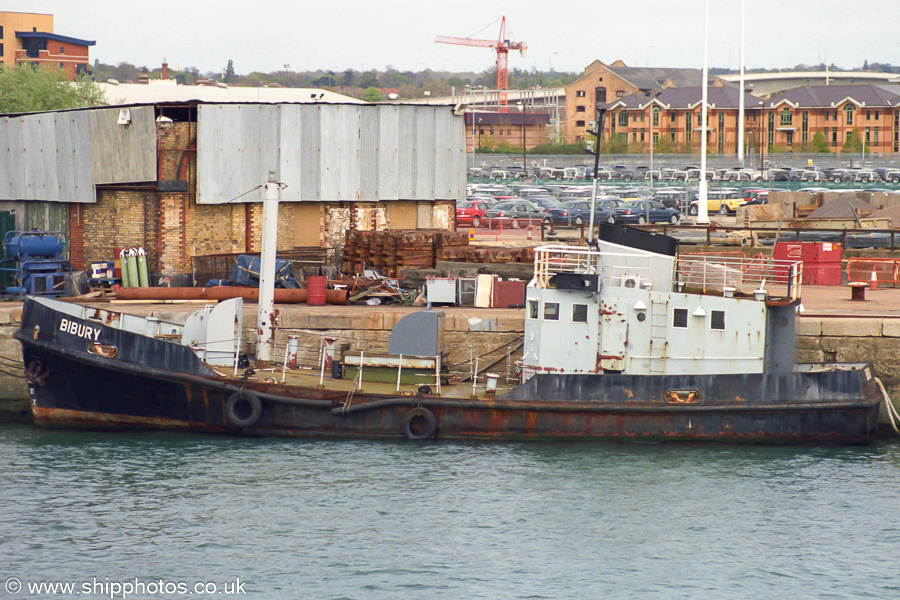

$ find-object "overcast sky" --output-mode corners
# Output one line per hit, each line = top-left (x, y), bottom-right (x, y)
(9, 0), (898, 76)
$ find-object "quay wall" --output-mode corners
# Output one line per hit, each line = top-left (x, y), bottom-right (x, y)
(3, 303), (900, 423)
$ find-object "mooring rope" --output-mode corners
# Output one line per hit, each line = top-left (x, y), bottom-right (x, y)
(874, 376), (900, 435)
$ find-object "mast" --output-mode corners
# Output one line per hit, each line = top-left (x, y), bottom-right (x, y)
(256, 171), (281, 367)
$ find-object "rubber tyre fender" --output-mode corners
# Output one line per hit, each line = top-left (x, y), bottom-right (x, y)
(225, 389), (262, 428)
(401, 407), (437, 440)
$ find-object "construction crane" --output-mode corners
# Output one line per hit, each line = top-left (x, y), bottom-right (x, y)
(436, 16), (526, 110)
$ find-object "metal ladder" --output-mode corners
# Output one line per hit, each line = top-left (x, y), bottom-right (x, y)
(648, 301), (668, 374)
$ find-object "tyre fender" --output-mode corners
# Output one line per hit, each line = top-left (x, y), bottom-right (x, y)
(401, 407), (437, 440)
(225, 389), (262, 428)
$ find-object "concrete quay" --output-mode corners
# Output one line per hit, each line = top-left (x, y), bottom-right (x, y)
(3, 285), (900, 425)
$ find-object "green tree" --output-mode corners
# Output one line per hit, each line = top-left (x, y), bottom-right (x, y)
(0, 64), (105, 113)
(363, 87), (383, 102)
(809, 131), (830, 153)
(225, 60), (235, 83)
(842, 129), (862, 153)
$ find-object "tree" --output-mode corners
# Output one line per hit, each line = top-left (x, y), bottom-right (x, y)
(809, 131), (830, 153)
(225, 60), (235, 83)
(842, 129), (862, 154)
(0, 64), (106, 113)
(363, 87), (382, 102)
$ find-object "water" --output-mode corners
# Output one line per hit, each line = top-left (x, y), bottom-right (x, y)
(2, 423), (900, 600)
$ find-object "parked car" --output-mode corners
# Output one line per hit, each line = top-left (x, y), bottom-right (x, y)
(688, 189), (744, 216)
(482, 201), (549, 229)
(651, 189), (689, 211)
(740, 189), (770, 206)
(456, 200), (492, 227)
(613, 200), (681, 225)
(854, 169), (881, 183)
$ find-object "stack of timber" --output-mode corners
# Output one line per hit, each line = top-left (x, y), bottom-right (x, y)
(342, 230), (469, 277)
(437, 245), (535, 264)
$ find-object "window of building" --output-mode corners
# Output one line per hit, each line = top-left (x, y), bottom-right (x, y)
(673, 308), (688, 329)
(670, 112), (676, 123)
(576, 120), (585, 128)
(832, 110), (838, 121)
(780, 109), (792, 126)
(576, 90), (586, 97)
(0, 43), (3, 58)
(544, 302), (559, 321)
(865, 127), (870, 145)
(616, 90), (625, 98)
(652, 131), (659, 145)
(768, 112), (775, 146)
(825, 112), (829, 121)
(0, 26), (4, 38)
(711, 310), (725, 330)
(685, 112), (692, 143)
(573, 304), (588, 323)
(60, 46), (65, 54)
(875, 111), (880, 120)
(874, 127), (879, 146)
(802, 111), (809, 143)
(528, 300), (539, 320)
(618, 112), (628, 127)
(576, 105), (586, 112)
(845, 105), (855, 125)
(670, 131), (676, 142)
(639, 128), (644, 142)
(652, 107), (660, 127)
(831, 128), (838, 146)
(786, 131), (794, 147)
(865, 110), (871, 120)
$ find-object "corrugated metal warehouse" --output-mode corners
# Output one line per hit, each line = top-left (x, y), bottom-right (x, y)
(0, 102), (466, 284)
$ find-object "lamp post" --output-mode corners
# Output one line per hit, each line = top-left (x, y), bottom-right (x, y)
(697, 0), (710, 225)
(738, 0), (746, 166)
(645, 91), (662, 189)
(517, 101), (527, 175)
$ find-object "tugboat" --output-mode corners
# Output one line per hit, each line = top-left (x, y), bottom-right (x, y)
(14, 179), (882, 443)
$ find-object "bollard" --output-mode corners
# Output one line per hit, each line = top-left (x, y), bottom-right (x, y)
(870, 269), (878, 290)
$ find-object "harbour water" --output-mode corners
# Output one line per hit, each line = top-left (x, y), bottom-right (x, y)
(2, 423), (900, 599)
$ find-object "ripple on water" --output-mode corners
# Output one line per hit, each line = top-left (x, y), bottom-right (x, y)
(2, 425), (900, 599)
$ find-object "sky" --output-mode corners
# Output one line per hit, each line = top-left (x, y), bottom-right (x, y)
(8, 0), (898, 77)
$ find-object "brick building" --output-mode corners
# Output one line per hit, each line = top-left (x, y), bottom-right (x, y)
(0, 11), (94, 79)
(762, 85), (900, 154)
(600, 84), (900, 157)
(564, 60), (703, 144)
(464, 111), (550, 152)
(600, 86), (764, 156)
(0, 102), (465, 284)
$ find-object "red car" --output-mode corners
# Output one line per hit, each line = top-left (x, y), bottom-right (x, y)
(456, 200), (492, 227)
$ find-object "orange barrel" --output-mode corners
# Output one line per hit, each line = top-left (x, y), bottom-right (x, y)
(306, 276), (327, 306)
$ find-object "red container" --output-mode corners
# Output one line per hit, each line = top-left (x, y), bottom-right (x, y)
(306, 276), (327, 306)
(774, 242), (842, 286)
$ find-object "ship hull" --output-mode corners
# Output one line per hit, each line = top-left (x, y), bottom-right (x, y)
(16, 299), (881, 444)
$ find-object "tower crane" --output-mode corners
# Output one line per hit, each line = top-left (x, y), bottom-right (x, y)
(436, 16), (526, 110)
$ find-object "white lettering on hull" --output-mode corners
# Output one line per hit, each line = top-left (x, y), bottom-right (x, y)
(59, 318), (101, 341)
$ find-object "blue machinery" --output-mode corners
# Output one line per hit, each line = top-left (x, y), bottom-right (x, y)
(1, 231), (72, 296)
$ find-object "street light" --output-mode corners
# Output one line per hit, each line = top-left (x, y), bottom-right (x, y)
(645, 91), (662, 189)
(517, 101), (527, 176)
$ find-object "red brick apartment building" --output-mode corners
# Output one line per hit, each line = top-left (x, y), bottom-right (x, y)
(0, 11), (94, 79)
(596, 84), (900, 157)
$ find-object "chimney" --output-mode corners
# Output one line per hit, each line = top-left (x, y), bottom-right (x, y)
(138, 73), (150, 85)
(161, 61), (168, 80)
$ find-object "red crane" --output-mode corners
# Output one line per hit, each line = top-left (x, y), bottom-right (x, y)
(436, 16), (527, 110)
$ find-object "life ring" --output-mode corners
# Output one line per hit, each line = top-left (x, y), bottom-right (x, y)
(24, 361), (49, 386)
(401, 407), (437, 440)
(225, 389), (262, 428)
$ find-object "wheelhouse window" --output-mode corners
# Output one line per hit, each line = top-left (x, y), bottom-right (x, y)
(528, 299), (539, 319)
(573, 304), (588, 323)
(673, 308), (688, 329)
(711, 310), (725, 330)
(544, 302), (559, 321)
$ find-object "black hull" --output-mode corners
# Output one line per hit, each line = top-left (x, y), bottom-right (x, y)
(15, 299), (882, 444)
